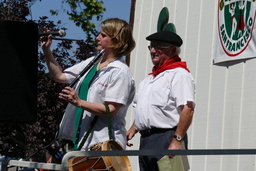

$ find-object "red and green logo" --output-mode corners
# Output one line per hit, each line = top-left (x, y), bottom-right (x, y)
(218, 0), (256, 56)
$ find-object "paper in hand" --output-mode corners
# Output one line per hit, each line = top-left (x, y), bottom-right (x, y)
(157, 155), (185, 171)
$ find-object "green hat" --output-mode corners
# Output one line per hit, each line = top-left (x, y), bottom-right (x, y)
(146, 31), (183, 47)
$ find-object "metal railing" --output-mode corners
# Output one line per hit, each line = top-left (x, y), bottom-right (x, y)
(2, 149), (256, 171)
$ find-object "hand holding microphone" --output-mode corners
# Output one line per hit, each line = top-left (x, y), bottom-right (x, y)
(40, 27), (68, 52)
(39, 27), (82, 41)
(39, 29), (66, 37)
(40, 27), (83, 59)
(40, 27), (54, 55)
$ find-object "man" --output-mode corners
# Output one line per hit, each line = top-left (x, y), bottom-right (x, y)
(127, 30), (195, 171)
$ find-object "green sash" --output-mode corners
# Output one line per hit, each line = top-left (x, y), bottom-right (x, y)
(73, 64), (98, 150)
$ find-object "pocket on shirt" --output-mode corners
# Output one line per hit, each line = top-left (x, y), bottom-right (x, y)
(151, 88), (170, 107)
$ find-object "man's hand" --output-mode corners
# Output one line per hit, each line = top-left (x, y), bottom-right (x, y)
(126, 122), (138, 147)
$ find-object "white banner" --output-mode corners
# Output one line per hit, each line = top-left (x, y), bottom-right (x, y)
(214, 0), (256, 64)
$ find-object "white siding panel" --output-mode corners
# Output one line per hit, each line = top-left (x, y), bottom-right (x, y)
(127, 0), (256, 170)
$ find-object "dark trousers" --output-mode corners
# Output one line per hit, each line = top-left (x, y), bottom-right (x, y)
(139, 129), (188, 171)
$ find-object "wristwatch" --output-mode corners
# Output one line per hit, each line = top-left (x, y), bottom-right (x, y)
(173, 135), (183, 141)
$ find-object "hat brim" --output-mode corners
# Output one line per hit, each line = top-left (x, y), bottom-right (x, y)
(146, 31), (183, 47)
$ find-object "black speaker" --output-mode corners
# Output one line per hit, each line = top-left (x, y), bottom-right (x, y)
(0, 20), (38, 123)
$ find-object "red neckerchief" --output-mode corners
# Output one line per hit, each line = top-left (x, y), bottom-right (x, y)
(149, 55), (190, 76)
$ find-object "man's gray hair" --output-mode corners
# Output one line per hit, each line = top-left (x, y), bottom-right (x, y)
(174, 46), (181, 55)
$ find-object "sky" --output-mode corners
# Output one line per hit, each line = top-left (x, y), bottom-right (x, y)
(31, 0), (132, 41)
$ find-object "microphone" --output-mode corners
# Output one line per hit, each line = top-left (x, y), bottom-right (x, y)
(51, 37), (83, 41)
(38, 30), (66, 37)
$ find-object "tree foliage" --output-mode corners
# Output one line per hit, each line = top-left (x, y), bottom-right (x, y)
(0, 0), (105, 163)
(50, 0), (106, 38)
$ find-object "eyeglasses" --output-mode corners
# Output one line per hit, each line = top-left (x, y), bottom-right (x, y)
(148, 44), (173, 51)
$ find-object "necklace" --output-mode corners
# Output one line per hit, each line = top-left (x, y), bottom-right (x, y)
(97, 58), (116, 70)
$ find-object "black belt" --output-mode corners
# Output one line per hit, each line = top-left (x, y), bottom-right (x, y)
(140, 127), (177, 138)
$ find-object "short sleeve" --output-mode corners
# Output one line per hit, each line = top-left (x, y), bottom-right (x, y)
(171, 71), (196, 108)
(105, 70), (135, 105)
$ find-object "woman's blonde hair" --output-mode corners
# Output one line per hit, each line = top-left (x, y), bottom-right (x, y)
(101, 18), (136, 57)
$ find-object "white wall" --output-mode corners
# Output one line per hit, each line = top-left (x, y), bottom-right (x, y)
(125, 0), (256, 170)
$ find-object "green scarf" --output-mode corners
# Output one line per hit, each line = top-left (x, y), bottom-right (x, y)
(73, 64), (98, 150)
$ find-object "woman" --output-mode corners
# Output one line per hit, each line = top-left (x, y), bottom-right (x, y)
(41, 18), (136, 150)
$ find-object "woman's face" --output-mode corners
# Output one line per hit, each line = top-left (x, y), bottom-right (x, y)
(96, 29), (113, 51)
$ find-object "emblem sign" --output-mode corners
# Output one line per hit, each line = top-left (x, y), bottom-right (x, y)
(218, 0), (256, 57)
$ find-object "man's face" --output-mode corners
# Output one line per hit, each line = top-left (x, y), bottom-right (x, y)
(148, 41), (174, 68)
